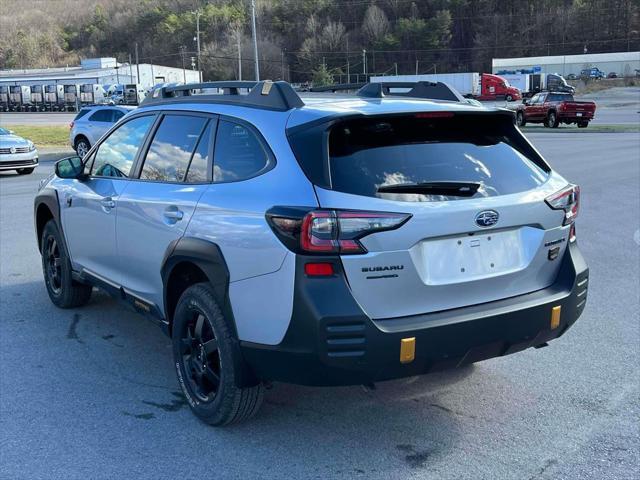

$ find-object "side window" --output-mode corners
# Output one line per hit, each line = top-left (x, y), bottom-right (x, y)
(91, 115), (154, 178)
(88, 109), (112, 122)
(213, 120), (271, 182)
(139, 114), (208, 182)
(185, 122), (212, 183)
(529, 94), (539, 104)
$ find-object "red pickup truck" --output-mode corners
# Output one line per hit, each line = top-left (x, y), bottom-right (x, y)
(514, 92), (596, 128)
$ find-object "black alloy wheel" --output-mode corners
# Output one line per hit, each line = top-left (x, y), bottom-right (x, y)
(179, 310), (222, 403)
(45, 235), (63, 296)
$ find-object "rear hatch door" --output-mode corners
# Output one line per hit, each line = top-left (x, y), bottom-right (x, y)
(311, 111), (571, 319)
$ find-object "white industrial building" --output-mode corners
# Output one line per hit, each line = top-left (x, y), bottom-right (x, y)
(0, 57), (201, 89)
(492, 51), (640, 77)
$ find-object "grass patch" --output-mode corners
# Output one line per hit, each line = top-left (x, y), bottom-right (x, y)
(522, 124), (640, 134)
(3, 124), (69, 147)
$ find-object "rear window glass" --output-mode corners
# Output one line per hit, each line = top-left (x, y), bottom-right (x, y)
(328, 115), (549, 202)
(548, 94), (574, 102)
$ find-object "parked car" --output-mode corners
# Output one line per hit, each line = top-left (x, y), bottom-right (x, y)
(35, 80), (588, 425)
(580, 67), (605, 79)
(566, 73), (578, 80)
(514, 92), (596, 128)
(69, 105), (134, 157)
(0, 127), (38, 174)
(607, 72), (618, 79)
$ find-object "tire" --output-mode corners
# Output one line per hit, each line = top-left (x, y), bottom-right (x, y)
(516, 111), (526, 127)
(546, 111), (559, 128)
(41, 220), (92, 308)
(506, 94), (513, 102)
(577, 121), (589, 128)
(172, 283), (264, 426)
(74, 137), (90, 158)
(17, 168), (35, 175)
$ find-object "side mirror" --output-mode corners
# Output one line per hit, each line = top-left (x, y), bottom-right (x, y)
(55, 156), (86, 180)
(522, 99), (529, 105)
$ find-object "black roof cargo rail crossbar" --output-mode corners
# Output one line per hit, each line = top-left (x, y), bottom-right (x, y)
(357, 81), (465, 102)
(141, 80), (304, 111)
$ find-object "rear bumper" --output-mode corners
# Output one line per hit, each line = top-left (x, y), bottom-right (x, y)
(560, 113), (594, 122)
(241, 243), (588, 386)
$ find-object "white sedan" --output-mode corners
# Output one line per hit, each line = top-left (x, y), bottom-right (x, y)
(0, 127), (38, 175)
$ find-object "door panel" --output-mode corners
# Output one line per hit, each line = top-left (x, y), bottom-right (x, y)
(60, 177), (129, 284)
(116, 182), (208, 306)
(116, 113), (214, 308)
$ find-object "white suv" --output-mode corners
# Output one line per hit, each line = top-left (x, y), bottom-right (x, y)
(69, 105), (134, 157)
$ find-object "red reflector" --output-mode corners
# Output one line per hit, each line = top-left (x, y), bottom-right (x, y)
(414, 111), (455, 119)
(304, 263), (334, 276)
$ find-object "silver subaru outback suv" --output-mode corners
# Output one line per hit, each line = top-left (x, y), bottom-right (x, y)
(34, 80), (588, 426)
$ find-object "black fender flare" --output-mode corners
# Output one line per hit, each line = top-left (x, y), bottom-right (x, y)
(34, 187), (63, 253)
(161, 237), (230, 322)
(160, 237), (259, 387)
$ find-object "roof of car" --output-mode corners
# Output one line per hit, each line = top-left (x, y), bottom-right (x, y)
(287, 96), (494, 129)
(139, 80), (503, 131)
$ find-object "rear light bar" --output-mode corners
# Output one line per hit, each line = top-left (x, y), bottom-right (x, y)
(267, 208), (411, 255)
(545, 184), (580, 225)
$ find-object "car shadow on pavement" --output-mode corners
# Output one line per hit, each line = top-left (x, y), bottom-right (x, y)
(2, 279), (478, 474)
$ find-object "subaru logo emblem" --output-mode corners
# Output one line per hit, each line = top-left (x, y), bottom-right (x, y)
(475, 210), (499, 228)
(9, 147), (16, 154)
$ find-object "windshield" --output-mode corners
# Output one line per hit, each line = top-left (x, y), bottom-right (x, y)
(327, 114), (549, 202)
(0, 127), (10, 135)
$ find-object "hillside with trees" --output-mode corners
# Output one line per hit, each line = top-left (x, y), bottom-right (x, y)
(1, 0), (638, 83)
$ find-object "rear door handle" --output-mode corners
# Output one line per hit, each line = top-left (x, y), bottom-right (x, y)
(101, 197), (116, 210)
(163, 207), (184, 221)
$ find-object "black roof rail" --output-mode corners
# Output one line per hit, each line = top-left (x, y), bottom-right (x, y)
(309, 83), (366, 93)
(141, 80), (304, 111)
(357, 81), (465, 102)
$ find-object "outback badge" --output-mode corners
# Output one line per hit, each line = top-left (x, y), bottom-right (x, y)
(475, 210), (499, 228)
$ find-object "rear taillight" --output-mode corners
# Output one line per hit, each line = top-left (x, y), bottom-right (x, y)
(267, 208), (411, 255)
(545, 184), (580, 225)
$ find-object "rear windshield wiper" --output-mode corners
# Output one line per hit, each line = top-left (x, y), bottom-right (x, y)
(377, 181), (481, 197)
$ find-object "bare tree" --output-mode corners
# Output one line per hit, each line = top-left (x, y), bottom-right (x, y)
(362, 5), (390, 44)
(321, 21), (346, 51)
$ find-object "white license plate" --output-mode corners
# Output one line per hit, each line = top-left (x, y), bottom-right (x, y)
(418, 229), (537, 285)
(576, 112), (583, 117)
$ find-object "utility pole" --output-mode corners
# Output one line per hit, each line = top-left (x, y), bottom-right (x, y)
(415, 59), (419, 75)
(251, 0), (260, 81)
(135, 43), (140, 84)
(394, 62), (398, 75)
(115, 64), (120, 85)
(281, 49), (285, 80)
(362, 49), (367, 77)
(129, 54), (133, 82)
(180, 45), (187, 83)
(237, 33), (242, 80)
(345, 37), (350, 83)
(194, 10), (202, 82)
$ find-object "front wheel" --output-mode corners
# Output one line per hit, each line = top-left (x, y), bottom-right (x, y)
(545, 111), (559, 128)
(41, 220), (92, 308)
(17, 168), (35, 175)
(516, 111), (526, 127)
(506, 94), (513, 102)
(172, 283), (264, 426)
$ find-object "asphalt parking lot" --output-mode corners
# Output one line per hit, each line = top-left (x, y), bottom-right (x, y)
(1, 132), (639, 479)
